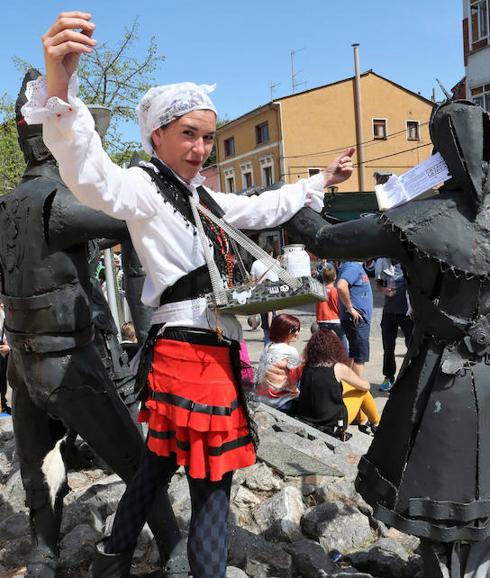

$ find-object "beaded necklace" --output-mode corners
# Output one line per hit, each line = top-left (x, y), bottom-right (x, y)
(199, 206), (235, 288)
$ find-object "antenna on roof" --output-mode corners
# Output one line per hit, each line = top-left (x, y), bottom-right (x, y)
(270, 81), (280, 101)
(435, 78), (452, 100)
(291, 48), (307, 94)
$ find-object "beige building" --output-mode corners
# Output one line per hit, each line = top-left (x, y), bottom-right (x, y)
(462, 0), (490, 108)
(216, 71), (434, 193)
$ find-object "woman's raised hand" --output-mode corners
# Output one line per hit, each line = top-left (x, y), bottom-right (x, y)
(323, 147), (356, 187)
(42, 11), (96, 100)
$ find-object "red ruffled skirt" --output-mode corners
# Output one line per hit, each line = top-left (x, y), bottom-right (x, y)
(138, 338), (256, 481)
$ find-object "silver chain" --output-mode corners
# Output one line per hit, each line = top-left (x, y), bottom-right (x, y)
(189, 196), (229, 306)
(195, 202), (302, 291)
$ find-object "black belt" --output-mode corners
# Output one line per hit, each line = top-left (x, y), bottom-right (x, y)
(159, 326), (231, 347)
(6, 325), (94, 353)
(159, 266), (211, 306)
(148, 390), (240, 416)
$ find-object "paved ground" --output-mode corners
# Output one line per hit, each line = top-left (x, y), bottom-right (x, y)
(240, 279), (409, 418)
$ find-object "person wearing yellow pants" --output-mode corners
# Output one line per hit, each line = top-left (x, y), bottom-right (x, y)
(295, 329), (380, 436)
(342, 381), (380, 434)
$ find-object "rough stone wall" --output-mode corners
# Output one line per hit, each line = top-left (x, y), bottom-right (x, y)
(0, 405), (422, 577)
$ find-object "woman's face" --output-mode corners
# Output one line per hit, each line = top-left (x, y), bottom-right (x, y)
(151, 110), (216, 183)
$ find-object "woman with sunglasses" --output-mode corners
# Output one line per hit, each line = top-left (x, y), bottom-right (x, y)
(255, 314), (302, 413)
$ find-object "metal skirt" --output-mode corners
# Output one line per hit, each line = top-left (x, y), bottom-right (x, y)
(356, 340), (490, 542)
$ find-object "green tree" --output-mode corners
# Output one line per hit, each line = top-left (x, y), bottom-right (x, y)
(0, 94), (25, 196)
(77, 19), (164, 165)
(0, 19), (164, 192)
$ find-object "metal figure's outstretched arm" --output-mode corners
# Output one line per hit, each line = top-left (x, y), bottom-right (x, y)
(44, 188), (130, 250)
(285, 207), (405, 263)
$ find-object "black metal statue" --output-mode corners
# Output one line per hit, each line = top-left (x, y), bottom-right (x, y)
(0, 69), (185, 578)
(285, 99), (490, 577)
(88, 238), (141, 411)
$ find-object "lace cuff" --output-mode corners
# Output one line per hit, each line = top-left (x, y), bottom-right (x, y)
(305, 171), (327, 213)
(307, 171), (326, 191)
(21, 73), (80, 124)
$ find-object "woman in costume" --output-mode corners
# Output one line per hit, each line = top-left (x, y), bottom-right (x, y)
(25, 11), (354, 577)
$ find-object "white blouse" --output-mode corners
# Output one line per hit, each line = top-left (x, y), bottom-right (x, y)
(23, 75), (325, 340)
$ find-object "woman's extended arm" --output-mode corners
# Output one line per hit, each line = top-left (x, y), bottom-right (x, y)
(20, 12), (164, 221)
(333, 363), (370, 391)
(211, 149), (355, 230)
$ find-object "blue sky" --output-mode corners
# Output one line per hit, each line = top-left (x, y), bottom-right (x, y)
(2, 1), (463, 142)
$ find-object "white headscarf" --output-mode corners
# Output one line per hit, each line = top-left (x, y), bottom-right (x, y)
(136, 82), (217, 155)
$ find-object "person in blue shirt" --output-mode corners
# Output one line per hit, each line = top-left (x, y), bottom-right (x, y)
(336, 261), (373, 377)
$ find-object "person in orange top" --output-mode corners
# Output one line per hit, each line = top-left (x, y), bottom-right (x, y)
(315, 263), (348, 351)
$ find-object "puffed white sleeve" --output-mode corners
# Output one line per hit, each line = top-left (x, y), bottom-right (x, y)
(21, 74), (163, 221)
(208, 172), (326, 230)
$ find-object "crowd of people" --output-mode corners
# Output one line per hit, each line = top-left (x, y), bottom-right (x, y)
(248, 256), (413, 440)
(0, 9), (424, 578)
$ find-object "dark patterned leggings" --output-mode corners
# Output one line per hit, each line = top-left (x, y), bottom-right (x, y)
(107, 448), (233, 578)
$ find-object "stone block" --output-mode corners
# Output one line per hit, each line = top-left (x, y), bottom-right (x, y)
(302, 501), (374, 554)
(257, 433), (344, 478)
(253, 486), (305, 542)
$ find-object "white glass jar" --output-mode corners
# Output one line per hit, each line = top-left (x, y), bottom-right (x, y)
(282, 244), (311, 277)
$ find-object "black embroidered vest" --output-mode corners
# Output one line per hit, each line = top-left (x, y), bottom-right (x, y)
(141, 159), (244, 306)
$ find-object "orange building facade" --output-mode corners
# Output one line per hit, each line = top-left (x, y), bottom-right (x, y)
(216, 71), (434, 193)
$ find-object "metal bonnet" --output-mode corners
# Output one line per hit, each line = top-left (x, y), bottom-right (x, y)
(430, 99), (490, 206)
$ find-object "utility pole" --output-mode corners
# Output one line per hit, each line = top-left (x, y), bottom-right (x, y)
(103, 248), (121, 338)
(290, 48), (306, 94)
(352, 43), (366, 191)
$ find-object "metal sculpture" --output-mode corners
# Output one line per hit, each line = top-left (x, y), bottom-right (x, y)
(0, 69), (184, 578)
(285, 99), (490, 577)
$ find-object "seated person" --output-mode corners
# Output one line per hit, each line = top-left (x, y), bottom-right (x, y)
(255, 314), (302, 412)
(295, 329), (380, 435)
